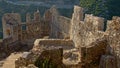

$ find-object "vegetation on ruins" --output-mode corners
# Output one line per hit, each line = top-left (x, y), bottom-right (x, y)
(35, 58), (56, 68)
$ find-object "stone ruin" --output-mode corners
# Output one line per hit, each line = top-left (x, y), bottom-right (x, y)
(0, 5), (120, 68)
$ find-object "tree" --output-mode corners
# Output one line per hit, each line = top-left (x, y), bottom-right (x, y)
(80, 0), (108, 19)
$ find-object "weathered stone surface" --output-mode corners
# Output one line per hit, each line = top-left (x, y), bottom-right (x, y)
(1, 5), (120, 68)
(34, 9), (41, 22)
(33, 39), (74, 50)
(105, 16), (120, 68)
(49, 5), (71, 39)
(15, 47), (63, 68)
(63, 48), (81, 66)
(27, 64), (38, 68)
(63, 52), (72, 59)
(70, 6), (105, 48)
(80, 39), (107, 68)
(70, 6), (84, 47)
(2, 13), (21, 40)
(0, 41), (7, 59)
(99, 55), (117, 68)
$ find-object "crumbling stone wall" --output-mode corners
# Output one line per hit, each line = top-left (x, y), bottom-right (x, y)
(49, 6), (71, 39)
(105, 16), (120, 68)
(33, 39), (74, 50)
(16, 38), (108, 68)
(70, 6), (83, 44)
(21, 11), (42, 41)
(2, 7), (71, 42)
(2, 37), (23, 53)
(0, 41), (6, 59)
(58, 16), (71, 38)
(81, 39), (107, 68)
(99, 55), (117, 68)
(70, 6), (105, 48)
(2, 13), (21, 41)
(15, 47), (63, 68)
(22, 21), (42, 41)
(43, 10), (52, 36)
(2, 5), (120, 68)
(2, 11), (50, 42)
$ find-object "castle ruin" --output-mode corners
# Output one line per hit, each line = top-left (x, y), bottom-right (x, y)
(0, 5), (120, 68)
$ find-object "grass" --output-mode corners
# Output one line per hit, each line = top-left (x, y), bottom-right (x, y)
(35, 58), (56, 68)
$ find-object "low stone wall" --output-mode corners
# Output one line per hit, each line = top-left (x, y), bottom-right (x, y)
(5, 41), (22, 53)
(81, 39), (107, 68)
(0, 40), (22, 60)
(33, 39), (74, 50)
(2, 37), (14, 46)
(0, 39), (30, 59)
(15, 47), (63, 68)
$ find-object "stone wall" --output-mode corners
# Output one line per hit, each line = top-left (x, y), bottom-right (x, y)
(2, 10), (51, 42)
(2, 13), (21, 42)
(33, 39), (74, 50)
(57, 16), (71, 38)
(70, 6), (105, 48)
(0, 39), (23, 61)
(21, 11), (43, 41)
(43, 10), (52, 36)
(2, 37), (22, 53)
(2, 7), (71, 42)
(0, 41), (6, 59)
(70, 6), (83, 43)
(49, 6), (71, 39)
(81, 39), (107, 68)
(105, 16), (120, 68)
(99, 55), (117, 68)
(2, 37), (14, 45)
(15, 47), (63, 68)
(21, 21), (42, 41)
(1, 5), (120, 68)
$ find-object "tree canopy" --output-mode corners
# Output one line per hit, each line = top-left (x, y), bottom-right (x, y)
(80, 0), (120, 19)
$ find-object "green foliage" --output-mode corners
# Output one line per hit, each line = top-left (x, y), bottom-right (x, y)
(80, 0), (120, 19)
(35, 58), (56, 68)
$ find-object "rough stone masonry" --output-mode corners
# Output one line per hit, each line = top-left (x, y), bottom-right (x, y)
(0, 5), (120, 68)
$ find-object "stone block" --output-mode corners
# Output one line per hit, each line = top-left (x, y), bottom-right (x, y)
(99, 55), (117, 68)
